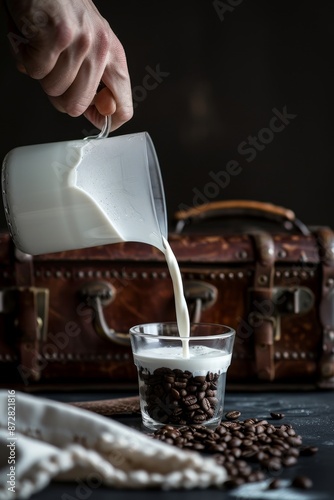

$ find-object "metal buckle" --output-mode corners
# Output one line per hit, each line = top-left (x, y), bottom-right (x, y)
(248, 286), (315, 342)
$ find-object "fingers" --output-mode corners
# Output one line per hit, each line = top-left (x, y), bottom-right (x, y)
(12, 16), (74, 81)
(47, 18), (133, 129)
(91, 57), (133, 130)
(46, 55), (107, 117)
(83, 86), (131, 132)
(6, 0), (134, 130)
(83, 42), (133, 132)
(94, 87), (117, 116)
(38, 17), (133, 126)
(39, 34), (91, 98)
(83, 89), (117, 131)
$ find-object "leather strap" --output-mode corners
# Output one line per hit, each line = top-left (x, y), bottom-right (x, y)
(249, 232), (276, 381)
(16, 288), (40, 381)
(14, 248), (34, 287)
(13, 247), (41, 381)
(315, 228), (334, 387)
(174, 200), (310, 235)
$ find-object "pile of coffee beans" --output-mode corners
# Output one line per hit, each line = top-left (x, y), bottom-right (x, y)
(151, 411), (317, 490)
(139, 367), (222, 425)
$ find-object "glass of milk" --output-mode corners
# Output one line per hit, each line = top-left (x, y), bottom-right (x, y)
(130, 322), (235, 430)
(2, 131), (167, 255)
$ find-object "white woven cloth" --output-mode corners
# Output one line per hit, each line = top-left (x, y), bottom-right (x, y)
(0, 390), (227, 499)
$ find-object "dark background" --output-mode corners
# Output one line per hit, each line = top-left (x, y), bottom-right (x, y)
(1, 0), (333, 232)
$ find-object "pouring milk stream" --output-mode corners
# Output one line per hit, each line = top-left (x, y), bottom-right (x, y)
(162, 236), (190, 357)
(1, 117), (191, 356)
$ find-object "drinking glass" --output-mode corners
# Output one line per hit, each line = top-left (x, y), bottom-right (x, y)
(130, 322), (235, 430)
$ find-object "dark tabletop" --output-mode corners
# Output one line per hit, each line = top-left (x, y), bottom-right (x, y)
(29, 389), (334, 500)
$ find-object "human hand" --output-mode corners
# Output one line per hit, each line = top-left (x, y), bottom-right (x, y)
(5, 0), (133, 131)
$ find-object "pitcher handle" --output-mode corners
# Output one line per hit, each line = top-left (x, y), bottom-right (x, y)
(84, 115), (112, 141)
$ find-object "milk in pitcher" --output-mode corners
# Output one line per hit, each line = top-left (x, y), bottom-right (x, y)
(2, 132), (166, 254)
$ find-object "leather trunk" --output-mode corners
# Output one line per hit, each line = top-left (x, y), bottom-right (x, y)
(1, 200), (334, 391)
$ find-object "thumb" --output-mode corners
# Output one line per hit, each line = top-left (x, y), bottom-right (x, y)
(93, 87), (117, 116)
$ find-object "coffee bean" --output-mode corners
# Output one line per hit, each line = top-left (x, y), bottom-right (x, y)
(138, 366), (223, 425)
(270, 411), (285, 419)
(241, 437), (254, 448)
(152, 410), (316, 491)
(231, 447), (242, 458)
(205, 390), (216, 398)
(229, 437), (242, 447)
(187, 403), (201, 411)
(254, 471), (266, 481)
(174, 381), (187, 389)
(170, 388), (180, 400)
(300, 446), (318, 456)
(238, 465), (253, 477)
(207, 396), (218, 406)
(267, 458), (282, 471)
(282, 456), (298, 467)
(224, 477), (245, 489)
(287, 436), (303, 446)
(286, 447), (300, 457)
(266, 425), (276, 434)
(193, 442), (205, 450)
(232, 429), (243, 437)
(225, 410), (241, 420)
(256, 451), (268, 461)
(269, 447), (282, 457)
(256, 420), (268, 426)
(200, 398), (211, 412)
(291, 476), (313, 489)
(183, 395), (197, 406)
(268, 478), (282, 489)
(193, 413), (207, 423)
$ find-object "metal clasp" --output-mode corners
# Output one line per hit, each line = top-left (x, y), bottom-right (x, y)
(248, 286), (315, 342)
(79, 281), (130, 346)
(183, 280), (218, 322)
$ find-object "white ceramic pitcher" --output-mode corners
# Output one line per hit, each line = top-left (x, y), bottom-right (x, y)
(1, 117), (167, 255)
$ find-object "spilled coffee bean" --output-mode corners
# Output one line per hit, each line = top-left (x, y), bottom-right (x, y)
(270, 411), (285, 420)
(300, 445), (319, 456)
(291, 475), (313, 489)
(268, 478), (283, 490)
(225, 410), (241, 420)
(152, 414), (317, 489)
